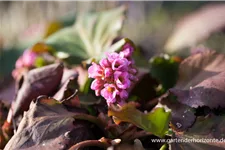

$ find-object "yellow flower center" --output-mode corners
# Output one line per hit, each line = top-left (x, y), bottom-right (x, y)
(107, 87), (113, 92)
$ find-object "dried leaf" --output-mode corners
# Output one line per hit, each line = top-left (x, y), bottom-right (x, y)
(4, 97), (94, 150)
(60, 69), (78, 87)
(171, 114), (225, 150)
(53, 69), (79, 102)
(160, 94), (196, 131)
(53, 77), (80, 108)
(170, 50), (225, 109)
(12, 63), (63, 117)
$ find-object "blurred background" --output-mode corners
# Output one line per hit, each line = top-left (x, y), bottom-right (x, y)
(1, 1), (225, 79)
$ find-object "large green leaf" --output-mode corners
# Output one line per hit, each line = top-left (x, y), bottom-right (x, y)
(45, 6), (126, 64)
(108, 102), (171, 138)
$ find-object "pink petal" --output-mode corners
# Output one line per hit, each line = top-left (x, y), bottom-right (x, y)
(15, 57), (24, 68)
(88, 63), (103, 78)
(95, 89), (101, 96)
(129, 67), (137, 74)
(91, 79), (104, 90)
(129, 74), (139, 81)
(100, 84), (118, 104)
(120, 90), (128, 100)
(121, 43), (134, 58)
(104, 68), (113, 78)
(107, 52), (120, 63)
(112, 58), (129, 71)
(114, 71), (131, 89)
(100, 58), (111, 68)
(22, 50), (37, 67)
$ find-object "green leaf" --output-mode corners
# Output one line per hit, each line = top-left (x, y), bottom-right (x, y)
(108, 102), (171, 138)
(149, 54), (180, 92)
(45, 6), (126, 65)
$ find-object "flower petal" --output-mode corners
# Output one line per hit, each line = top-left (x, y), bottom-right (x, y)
(100, 84), (118, 104)
(112, 58), (129, 71)
(91, 79), (104, 90)
(114, 71), (131, 89)
(88, 63), (103, 78)
(120, 90), (128, 100)
(22, 50), (37, 67)
(121, 43), (134, 58)
(100, 58), (111, 68)
(107, 52), (120, 63)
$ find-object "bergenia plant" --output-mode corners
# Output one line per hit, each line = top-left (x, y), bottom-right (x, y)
(88, 43), (138, 105)
(12, 49), (38, 79)
(15, 49), (37, 69)
(12, 43), (56, 80)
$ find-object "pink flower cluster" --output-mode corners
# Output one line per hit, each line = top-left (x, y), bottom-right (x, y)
(15, 49), (37, 69)
(88, 43), (138, 105)
(12, 49), (37, 79)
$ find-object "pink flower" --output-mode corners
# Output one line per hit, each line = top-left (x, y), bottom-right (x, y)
(15, 57), (24, 68)
(22, 50), (37, 67)
(88, 63), (104, 79)
(129, 67), (137, 74)
(121, 43), (134, 58)
(91, 79), (104, 90)
(114, 71), (131, 89)
(101, 84), (119, 104)
(95, 89), (101, 97)
(91, 79), (104, 96)
(119, 90), (128, 100)
(88, 42), (138, 105)
(112, 58), (129, 71)
(100, 58), (111, 68)
(15, 50), (37, 69)
(129, 74), (139, 82)
(107, 52), (120, 63)
(104, 68), (113, 78)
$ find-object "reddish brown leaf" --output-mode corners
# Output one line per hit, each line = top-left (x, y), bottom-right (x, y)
(160, 94), (196, 131)
(170, 50), (225, 109)
(4, 96), (94, 150)
(11, 63), (64, 117)
(171, 114), (225, 150)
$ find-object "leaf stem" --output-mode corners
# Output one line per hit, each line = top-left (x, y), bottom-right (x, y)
(68, 139), (110, 150)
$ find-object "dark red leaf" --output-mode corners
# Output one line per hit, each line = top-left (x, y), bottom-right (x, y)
(170, 50), (225, 109)
(11, 63), (64, 117)
(4, 96), (94, 150)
